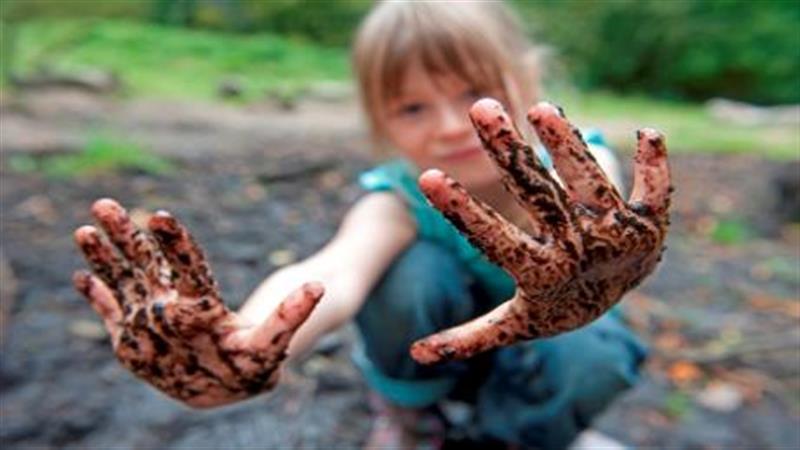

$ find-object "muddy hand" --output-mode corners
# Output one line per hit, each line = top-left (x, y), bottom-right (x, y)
(411, 99), (671, 364)
(73, 199), (323, 407)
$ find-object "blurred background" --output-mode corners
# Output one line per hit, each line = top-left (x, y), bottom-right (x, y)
(0, 1), (798, 449)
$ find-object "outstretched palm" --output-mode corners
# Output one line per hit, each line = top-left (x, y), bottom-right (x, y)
(74, 200), (323, 407)
(411, 99), (671, 364)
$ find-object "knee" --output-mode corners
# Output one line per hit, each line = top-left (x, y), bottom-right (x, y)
(543, 316), (647, 423)
(476, 318), (646, 448)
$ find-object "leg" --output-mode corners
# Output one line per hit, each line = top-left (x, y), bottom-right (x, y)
(354, 240), (481, 408)
(475, 314), (647, 450)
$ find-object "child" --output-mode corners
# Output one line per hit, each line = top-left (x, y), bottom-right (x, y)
(72, 2), (671, 449)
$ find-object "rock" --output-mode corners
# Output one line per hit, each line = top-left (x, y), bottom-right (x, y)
(772, 160), (800, 223)
(706, 98), (800, 126)
(696, 382), (743, 413)
(217, 78), (244, 99)
(13, 194), (59, 225)
(10, 69), (121, 94)
(306, 81), (354, 103)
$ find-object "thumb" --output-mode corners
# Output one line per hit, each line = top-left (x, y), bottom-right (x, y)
(247, 282), (325, 353)
(410, 293), (529, 364)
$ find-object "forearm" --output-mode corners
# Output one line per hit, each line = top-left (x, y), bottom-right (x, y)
(239, 193), (415, 362)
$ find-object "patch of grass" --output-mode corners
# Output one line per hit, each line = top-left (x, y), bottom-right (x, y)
(9, 135), (175, 179)
(554, 90), (799, 160)
(7, 19), (349, 102)
(663, 391), (692, 420)
(7, 19), (797, 160)
(710, 218), (753, 245)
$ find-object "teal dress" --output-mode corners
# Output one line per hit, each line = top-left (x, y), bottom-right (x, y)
(352, 133), (648, 449)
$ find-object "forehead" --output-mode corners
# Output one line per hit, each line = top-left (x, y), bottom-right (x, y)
(392, 58), (473, 98)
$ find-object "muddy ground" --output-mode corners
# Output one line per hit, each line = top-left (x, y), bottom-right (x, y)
(1, 90), (799, 449)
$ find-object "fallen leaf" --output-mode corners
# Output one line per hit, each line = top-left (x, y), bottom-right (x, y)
(747, 293), (800, 319)
(243, 182), (267, 201)
(654, 331), (688, 352)
(668, 361), (704, 386)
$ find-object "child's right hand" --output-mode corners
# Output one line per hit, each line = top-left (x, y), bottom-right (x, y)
(411, 99), (672, 364)
(73, 199), (323, 408)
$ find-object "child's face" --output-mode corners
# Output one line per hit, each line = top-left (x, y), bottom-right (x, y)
(381, 60), (504, 189)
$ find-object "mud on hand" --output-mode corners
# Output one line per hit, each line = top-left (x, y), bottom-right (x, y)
(411, 99), (671, 364)
(74, 199), (324, 407)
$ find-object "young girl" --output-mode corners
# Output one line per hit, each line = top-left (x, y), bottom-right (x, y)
(72, 2), (671, 449)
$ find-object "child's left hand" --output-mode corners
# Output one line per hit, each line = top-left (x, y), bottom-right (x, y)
(411, 99), (671, 364)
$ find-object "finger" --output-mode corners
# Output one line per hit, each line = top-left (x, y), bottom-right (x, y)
(247, 282), (324, 355)
(91, 198), (171, 288)
(410, 294), (528, 365)
(74, 225), (143, 303)
(527, 102), (625, 212)
(73, 270), (122, 335)
(469, 98), (573, 237)
(419, 169), (552, 282)
(629, 128), (672, 220)
(148, 210), (219, 299)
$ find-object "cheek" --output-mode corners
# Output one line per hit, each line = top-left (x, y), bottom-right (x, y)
(384, 122), (436, 164)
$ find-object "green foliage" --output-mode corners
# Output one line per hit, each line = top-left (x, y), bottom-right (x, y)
(241, 0), (371, 46)
(1, 0), (148, 21)
(710, 218), (753, 245)
(2, 0), (371, 46)
(5, 0), (798, 103)
(664, 391), (692, 419)
(556, 90), (799, 160)
(7, 18), (796, 159)
(9, 135), (175, 179)
(9, 19), (349, 100)
(515, 0), (800, 104)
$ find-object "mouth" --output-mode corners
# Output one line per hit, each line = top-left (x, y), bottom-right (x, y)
(437, 146), (485, 162)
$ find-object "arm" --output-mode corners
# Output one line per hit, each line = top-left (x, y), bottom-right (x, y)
(72, 192), (415, 408)
(238, 191), (416, 359)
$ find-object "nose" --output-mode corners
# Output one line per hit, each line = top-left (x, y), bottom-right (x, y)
(437, 103), (472, 140)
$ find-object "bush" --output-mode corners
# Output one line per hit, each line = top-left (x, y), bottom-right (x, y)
(1, 0), (149, 21)
(515, 0), (800, 104)
(242, 0), (370, 46)
(4, 0), (797, 104)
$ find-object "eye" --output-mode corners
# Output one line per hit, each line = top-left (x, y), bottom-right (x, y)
(397, 102), (427, 117)
(464, 88), (484, 100)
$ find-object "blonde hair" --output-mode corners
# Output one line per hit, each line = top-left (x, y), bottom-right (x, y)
(352, 0), (540, 150)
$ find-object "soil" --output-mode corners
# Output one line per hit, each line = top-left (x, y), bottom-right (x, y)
(1, 89), (798, 449)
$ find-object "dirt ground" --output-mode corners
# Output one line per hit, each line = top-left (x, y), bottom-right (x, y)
(1, 89), (799, 449)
